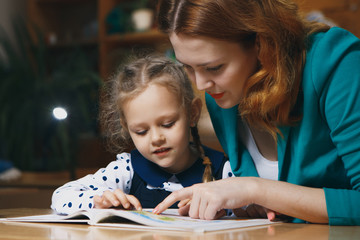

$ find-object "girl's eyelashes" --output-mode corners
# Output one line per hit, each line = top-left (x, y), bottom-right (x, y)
(134, 129), (147, 135)
(162, 121), (175, 128)
(131, 121), (175, 135)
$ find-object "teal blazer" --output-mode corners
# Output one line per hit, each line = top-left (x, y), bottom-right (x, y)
(206, 27), (360, 225)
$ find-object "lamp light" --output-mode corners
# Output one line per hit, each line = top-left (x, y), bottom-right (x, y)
(52, 107), (68, 120)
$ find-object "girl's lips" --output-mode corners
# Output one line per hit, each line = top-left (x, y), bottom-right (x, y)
(209, 92), (224, 99)
(153, 148), (171, 156)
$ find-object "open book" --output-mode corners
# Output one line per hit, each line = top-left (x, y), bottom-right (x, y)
(4, 208), (279, 232)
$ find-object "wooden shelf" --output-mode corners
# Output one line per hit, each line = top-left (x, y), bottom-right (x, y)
(35, 0), (95, 5)
(104, 30), (169, 45)
(98, 1), (171, 78)
(46, 38), (99, 49)
(27, 0), (360, 77)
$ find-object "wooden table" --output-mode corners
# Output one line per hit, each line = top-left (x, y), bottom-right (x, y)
(0, 209), (359, 240)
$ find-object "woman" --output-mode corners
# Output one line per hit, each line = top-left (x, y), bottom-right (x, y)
(153, 0), (360, 225)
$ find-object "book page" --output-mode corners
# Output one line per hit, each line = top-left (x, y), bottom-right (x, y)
(5, 211), (90, 223)
(3, 208), (279, 232)
(89, 209), (279, 233)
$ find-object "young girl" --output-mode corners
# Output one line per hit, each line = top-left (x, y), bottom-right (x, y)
(51, 55), (233, 215)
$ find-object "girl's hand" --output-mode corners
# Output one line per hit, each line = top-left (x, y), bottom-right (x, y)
(153, 177), (257, 220)
(233, 204), (277, 219)
(94, 189), (142, 210)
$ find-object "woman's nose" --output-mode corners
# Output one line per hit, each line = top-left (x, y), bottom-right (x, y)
(194, 73), (213, 91)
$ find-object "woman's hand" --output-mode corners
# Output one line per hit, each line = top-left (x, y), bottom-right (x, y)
(94, 189), (142, 210)
(178, 200), (280, 221)
(153, 177), (257, 220)
(154, 176), (328, 223)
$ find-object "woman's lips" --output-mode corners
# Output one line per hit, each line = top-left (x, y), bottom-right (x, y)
(209, 92), (224, 99)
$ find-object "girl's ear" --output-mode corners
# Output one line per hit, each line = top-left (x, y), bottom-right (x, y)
(190, 97), (203, 127)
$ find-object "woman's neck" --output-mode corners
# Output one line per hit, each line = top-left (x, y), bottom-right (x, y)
(248, 125), (278, 162)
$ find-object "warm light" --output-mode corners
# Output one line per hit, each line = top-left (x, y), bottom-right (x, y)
(52, 107), (68, 120)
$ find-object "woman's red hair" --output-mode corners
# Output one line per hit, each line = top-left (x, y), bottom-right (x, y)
(157, 0), (329, 138)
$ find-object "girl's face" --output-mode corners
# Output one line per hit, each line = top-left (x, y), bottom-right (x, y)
(123, 83), (198, 173)
(170, 33), (259, 109)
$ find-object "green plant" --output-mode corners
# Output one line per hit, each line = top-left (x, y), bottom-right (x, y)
(135, 0), (151, 8)
(0, 18), (102, 173)
(106, 0), (153, 34)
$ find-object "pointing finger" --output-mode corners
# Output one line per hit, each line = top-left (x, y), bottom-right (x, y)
(153, 187), (193, 214)
(126, 195), (142, 211)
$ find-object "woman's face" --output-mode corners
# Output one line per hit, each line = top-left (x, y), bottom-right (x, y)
(170, 33), (259, 109)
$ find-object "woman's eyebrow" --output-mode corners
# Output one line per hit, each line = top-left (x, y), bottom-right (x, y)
(176, 58), (220, 67)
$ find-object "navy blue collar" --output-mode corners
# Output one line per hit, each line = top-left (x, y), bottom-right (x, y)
(131, 145), (225, 188)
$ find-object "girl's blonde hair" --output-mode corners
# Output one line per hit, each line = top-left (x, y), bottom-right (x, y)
(100, 54), (214, 182)
(157, 0), (330, 138)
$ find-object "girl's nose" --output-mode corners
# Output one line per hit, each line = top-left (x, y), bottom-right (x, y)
(151, 129), (165, 146)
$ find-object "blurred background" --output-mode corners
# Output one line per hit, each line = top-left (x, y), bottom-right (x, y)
(0, 0), (359, 208)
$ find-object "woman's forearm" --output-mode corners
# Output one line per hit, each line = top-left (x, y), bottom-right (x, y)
(250, 177), (328, 223)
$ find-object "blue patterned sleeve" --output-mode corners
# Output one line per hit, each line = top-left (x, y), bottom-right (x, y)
(51, 152), (134, 215)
